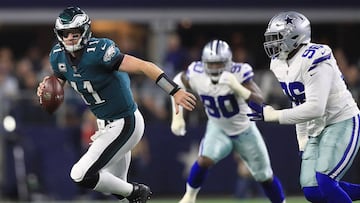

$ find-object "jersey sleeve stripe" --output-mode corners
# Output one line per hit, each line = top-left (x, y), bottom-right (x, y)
(243, 76), (253, 83)
(243, 70), (254, 80)
(308, 65), (317, 72)
(312, 53), (331, 65)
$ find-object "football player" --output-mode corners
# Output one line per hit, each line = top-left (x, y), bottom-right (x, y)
(36, 6), (197, 203)
(171, 39), (286, 203)
(248, 11), (360, 203)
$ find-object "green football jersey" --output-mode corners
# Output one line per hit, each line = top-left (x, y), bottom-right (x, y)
(50, 37), (137, 119)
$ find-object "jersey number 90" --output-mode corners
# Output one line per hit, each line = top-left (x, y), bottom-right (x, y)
(200, 94), (239, 118)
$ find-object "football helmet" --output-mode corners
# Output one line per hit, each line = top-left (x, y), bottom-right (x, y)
(201, 39), (233, 83)
(264, 11), (311, 59)
(54, 6), (92, 52)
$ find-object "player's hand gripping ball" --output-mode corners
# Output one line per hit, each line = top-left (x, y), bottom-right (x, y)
(39, 75), (64, 114)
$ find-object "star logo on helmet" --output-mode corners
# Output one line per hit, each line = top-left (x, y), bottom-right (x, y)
(285, 16), (293, 24)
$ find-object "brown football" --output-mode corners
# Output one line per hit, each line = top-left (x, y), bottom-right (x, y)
(40, 75), (64, 114)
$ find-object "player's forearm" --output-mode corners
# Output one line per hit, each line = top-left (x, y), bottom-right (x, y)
(279, 100), (325, 124)
(242, 80), (264, 104)
(247, 92), (264, 104)
(231, 82), (251, 100)
(143, 61), (165, 81)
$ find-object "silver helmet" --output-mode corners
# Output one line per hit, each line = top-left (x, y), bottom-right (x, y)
(54, 7), (92, 52)
(264, 11), (311, 59)
(201, 39), (233, 83)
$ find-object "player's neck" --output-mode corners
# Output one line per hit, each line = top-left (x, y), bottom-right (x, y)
(68, 50), (82, 58)
(286, 44), (305, 60)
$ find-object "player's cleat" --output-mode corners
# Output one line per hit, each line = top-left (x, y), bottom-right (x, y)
(127, 182), (152, 203)
(179, 193), (196, 203)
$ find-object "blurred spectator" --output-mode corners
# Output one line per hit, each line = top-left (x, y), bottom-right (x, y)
(11, 57), (54, 125)
(37, 55), (53, 81)
(135, 78), (169, 122)
(343, 64), (360, 103)
(163, 33), (191, 78)
(333, 48), (349, 73)
(81, 109), (98, 148)
(0, 47), (18, 119)
(15, 58), (36, 90)
(231, 32), (255, 65)
(128, 137), (151, 183)
(25, 45), (43, 73)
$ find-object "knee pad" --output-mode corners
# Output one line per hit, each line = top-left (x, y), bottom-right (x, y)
(303, 186), (326, 203)
(70, 164), (99, 189)
(70, 164), (86, 182)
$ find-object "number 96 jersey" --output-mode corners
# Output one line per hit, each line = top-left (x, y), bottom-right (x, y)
(186, 61), (254, 135)
(270, 43), (359, 137)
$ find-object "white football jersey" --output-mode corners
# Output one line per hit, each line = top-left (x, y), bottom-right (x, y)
(186, 61), (254, 135)
(270, 43), (359, 139)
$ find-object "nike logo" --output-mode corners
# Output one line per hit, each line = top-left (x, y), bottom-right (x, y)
(101, 43), (107, 50)
(310, 72), (317, 76)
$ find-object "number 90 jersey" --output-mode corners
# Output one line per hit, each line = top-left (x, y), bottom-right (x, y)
(50, 38), (137, 120)
(186, 61), (254, 135)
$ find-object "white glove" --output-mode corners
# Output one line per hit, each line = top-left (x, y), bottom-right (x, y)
(218, 71), (251, 99)
(171, 97), (186, 136)
(263, 105), (280, 122)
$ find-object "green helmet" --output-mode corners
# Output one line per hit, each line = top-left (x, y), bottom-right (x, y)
(54, 6), (92, 52)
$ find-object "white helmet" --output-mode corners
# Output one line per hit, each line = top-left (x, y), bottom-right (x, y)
(264, 11), (311, 59)
(201, 39), (233, 83)
(54, 7), (92, 52)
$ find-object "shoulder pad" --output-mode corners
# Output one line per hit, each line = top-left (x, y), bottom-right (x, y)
(87, 38), (113, 50)
(300, 43), (332, 71)
(230, 62), (254, 83)
(186, 61), (204, 78)
(49, 43), (63, 63)
(86, 38), (120, 64)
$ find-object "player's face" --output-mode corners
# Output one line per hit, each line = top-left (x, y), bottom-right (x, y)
(205, 62), (226, 75)
(61, 29), (81, 46)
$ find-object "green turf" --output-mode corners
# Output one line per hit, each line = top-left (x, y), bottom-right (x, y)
(149, 196), (307, 203)
(10, 196), (360, 203)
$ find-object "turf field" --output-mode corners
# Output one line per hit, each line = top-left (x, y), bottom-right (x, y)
(7, 196), (360, 203)
(25, 198), (307, 203)
(148, 196), (306, 203)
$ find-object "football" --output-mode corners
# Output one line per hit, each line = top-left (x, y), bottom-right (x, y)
(40, 75), (64, 114)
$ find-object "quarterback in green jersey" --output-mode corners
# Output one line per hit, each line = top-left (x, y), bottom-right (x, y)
(37, 6), (196, 203)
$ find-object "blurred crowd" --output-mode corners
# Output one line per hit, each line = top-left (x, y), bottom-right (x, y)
(1, 30), (360, 128)
(0, 28), (360, 201)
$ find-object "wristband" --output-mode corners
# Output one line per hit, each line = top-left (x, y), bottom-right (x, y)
(156, 73), (181, 95)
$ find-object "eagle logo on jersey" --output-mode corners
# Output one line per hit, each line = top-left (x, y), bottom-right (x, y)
(103, 44), (116, 62)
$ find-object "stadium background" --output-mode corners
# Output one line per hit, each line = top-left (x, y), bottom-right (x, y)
(0, 1), (360, 202)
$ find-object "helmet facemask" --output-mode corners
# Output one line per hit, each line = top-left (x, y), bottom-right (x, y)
(201, 40), (233, 83)
(203, 61), (231, 83)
